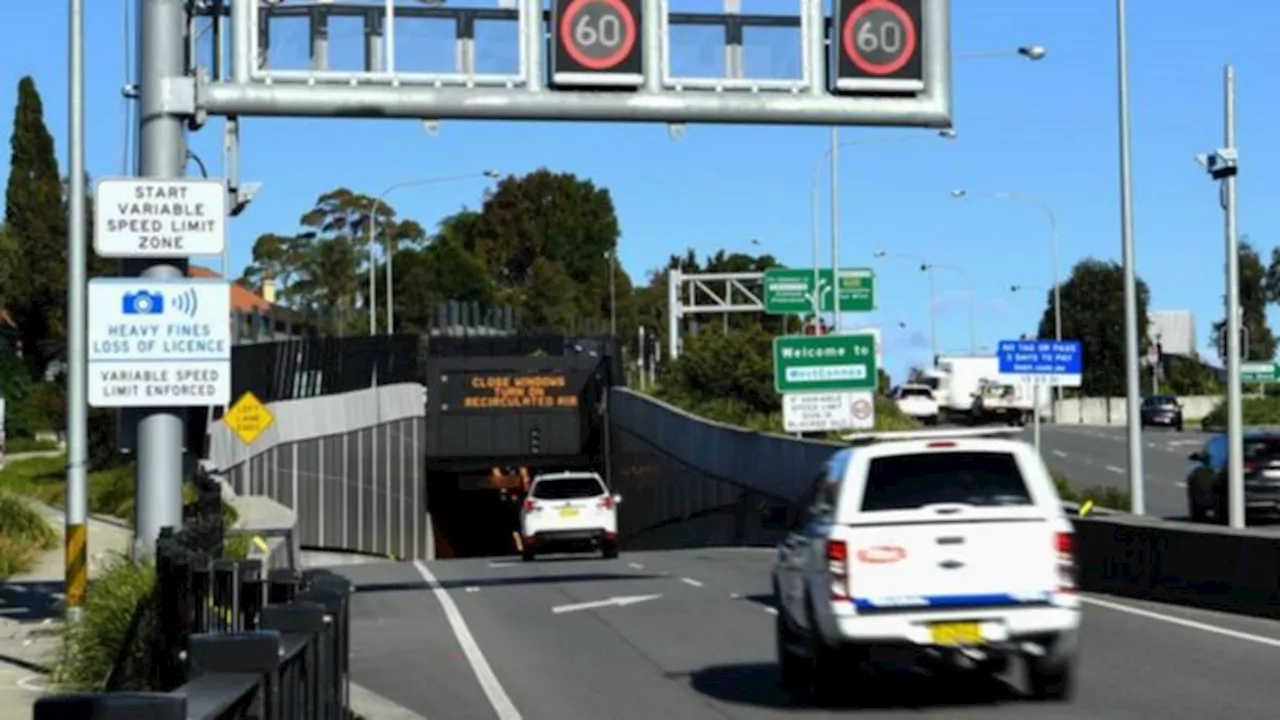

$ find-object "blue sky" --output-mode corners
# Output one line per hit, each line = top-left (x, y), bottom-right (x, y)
(2, 1), (1276, 381)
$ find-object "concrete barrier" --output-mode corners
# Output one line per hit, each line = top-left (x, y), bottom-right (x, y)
(1072, 513), (1280, 620)
(1053, 395), (1218, 426)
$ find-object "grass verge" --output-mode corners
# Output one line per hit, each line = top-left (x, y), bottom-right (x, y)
(3, 437), (62, 454)
(0, 491), (58, 580)
(1053, 470), (1132, 512)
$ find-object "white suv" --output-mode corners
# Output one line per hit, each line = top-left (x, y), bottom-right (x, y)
(772, 428), (1079, 703)
(520, 471), (621, 561)
(893, 384), (939, 425)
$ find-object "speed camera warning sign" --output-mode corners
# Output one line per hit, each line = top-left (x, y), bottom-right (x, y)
(834, 0), (925, 94)
(552, 0), (644, 89)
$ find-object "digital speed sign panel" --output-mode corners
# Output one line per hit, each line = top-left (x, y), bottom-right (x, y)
(833, 0), (925, 94)
(447, 372), (582, 412)
(551, 0), (644, 89)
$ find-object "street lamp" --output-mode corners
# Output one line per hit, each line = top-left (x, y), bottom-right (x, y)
(955, 46), (1048, 61)
(872, 249), (938, 361)
(368, 170), (500, 335)
(951, 188), (1063, 403)
(921, 262), (976, 355)
(810, 130), (956, 329)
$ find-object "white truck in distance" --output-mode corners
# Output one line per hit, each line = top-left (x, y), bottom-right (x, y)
(771, 428), (1079, 704)
(919, 354), (1000, 424)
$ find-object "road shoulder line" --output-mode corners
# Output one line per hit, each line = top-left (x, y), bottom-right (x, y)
(1082, 595), (1280, 648)
(412, 560), (523, 720)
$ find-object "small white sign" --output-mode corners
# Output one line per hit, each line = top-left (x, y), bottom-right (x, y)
(998, 373), (1083, 388)
(88, 278), (232, 407)
(94, 177), (227, 258)
(783, 391), (875, 433)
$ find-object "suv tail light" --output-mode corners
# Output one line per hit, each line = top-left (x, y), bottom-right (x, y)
(827, 540), (850, 600)
(598, 495), (615, 511)
(1055, 532), (1075, 593)
(523, 499), (539, 513)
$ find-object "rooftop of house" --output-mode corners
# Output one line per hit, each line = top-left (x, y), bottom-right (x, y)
(187, 265), (274, 312)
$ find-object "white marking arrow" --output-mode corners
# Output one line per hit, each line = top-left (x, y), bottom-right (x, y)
(551, 594), (663, 615)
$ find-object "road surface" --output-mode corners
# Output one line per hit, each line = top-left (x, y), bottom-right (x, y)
(338, 548), (1280, 719)
(1027, 425), (1209, 518)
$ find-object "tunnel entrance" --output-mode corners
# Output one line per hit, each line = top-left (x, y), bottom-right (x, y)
(428, 468), (526, 559)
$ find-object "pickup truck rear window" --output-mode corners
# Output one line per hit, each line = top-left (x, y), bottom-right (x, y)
(531, 477), (605, 500)
(899, 388), (933, 398)
(861, 452), (1033, 511)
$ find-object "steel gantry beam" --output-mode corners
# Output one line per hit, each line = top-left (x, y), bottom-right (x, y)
(666, 270), (773, 359)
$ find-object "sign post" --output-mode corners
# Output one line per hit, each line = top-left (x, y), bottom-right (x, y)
(996, 339), (1083, 457)
(763, 268), (876, 315)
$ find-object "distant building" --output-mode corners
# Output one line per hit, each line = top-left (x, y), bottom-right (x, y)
(1148, 310), (1196, 357)
(188, 264), (274, 312)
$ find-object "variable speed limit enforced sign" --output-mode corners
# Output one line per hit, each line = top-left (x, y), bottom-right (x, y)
(834, 0), (924, 94)
(551, 0), (643, 89)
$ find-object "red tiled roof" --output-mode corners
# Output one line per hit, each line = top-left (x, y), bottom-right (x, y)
(188, 265), (273, 312)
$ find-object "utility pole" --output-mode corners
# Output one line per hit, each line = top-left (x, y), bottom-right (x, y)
(829, 127), (841, 333)
(132, 0), (189, 557)
(65, 0), (88, 621)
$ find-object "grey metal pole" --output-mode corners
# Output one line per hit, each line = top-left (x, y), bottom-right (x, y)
(367, 215), (377, 335)
(1049, 212), (1064, 409)
(65, 0), (88, 622)
(1033, 383), (1042, 454)
(1116, 0), (1145, 515)
(133, 0), (189, 558)
(829, 127), (840, 332)
(1224, 64), (1245, 529)
(387, 230), (395, 334)
(810, 162), (821, 323)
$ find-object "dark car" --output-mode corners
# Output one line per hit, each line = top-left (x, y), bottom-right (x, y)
(1140, 394), (1183, 431)
(1186, 431), (1280, 523)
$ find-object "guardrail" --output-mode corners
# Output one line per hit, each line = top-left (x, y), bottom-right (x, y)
(33, 533), (357, 718)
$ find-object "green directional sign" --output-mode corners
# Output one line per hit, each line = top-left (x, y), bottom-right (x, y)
(763, 268), (875, 315)
(773, 333), (878, 393)
(1242, 361), (1278, 383)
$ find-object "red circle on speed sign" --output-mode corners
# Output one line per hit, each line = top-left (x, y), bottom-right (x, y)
(842, 0), (918, 76)
(560, 0), (638, 71)
(852, 397), (873, 421)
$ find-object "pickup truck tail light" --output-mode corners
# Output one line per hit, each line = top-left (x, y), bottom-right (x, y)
(1055, 532), (1075, 593)
(827, 540), (850, 600)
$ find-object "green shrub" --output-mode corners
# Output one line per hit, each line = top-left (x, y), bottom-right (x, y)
(0, 491), (58, 579)
(24, 382), (66, 433)
(3, 436), (60, 453)
(53, 554), (156, 692)
(0, 351), (36, 438)
(1052, 470), (1132, 511)
(1200, 396), (1280, 430)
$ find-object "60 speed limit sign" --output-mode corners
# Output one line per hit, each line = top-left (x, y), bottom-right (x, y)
(551, 0), (644, 88)
(834, 0), (925, 94)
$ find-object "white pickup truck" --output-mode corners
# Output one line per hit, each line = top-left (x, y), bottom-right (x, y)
(771, 428), (1079, 704)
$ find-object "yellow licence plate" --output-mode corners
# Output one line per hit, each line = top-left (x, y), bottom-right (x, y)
(559, 508), (579, 518)
(929, 622), (984, 646)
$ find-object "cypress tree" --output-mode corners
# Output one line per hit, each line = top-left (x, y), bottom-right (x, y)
(4, 76), (66, 375)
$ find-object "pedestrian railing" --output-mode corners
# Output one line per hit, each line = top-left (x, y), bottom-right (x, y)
(34, 515), (357, 718)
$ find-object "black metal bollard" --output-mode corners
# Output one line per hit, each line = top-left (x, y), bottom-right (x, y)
(35, 692), (185, 719)
(153, 531), (194, 692)
(268, 568), (301, 604)
(210, 559), (238, 632)
(261, 602), (329, 720)
(238, 558), (265, 630)
(298, 573), (352, 719)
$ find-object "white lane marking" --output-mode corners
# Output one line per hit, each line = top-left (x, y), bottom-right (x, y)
(628, 562), (645, 570)
(552, 594), (663, 614)
(487, 561), (518, 568)
(1082, 596), (1280, 649)
(1106, 465), (1125, 474)
(680, 577), (704, 588)
(762, 606), (779, 615)
(1175, 481), (1187, 488)
(412, 560), (522, 720)
(1052, 450), (1067, 458)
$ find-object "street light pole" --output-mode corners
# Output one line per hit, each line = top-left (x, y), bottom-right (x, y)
(873, 249), (937, 361)
(809, 131), (956, 328)
(1117, 0), (1146, 515)
(922, 262), (976, 355)
(368, 170), (499, 335)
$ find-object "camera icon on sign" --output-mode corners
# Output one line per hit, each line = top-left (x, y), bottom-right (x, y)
(122, 290), (164, 315)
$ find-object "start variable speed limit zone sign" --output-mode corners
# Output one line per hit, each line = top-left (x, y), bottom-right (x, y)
(834, 0), (924, 94)
(552, 0), (643, 88)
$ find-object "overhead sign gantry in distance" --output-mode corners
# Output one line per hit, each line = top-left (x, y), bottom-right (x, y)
(194, 0), (953, 128)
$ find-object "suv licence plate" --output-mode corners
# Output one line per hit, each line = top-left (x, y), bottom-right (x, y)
(559, 508), (579, 518)
(929, 622), (983, 646)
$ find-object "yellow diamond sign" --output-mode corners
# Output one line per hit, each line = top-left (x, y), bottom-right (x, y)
(224, 391), (274, 446)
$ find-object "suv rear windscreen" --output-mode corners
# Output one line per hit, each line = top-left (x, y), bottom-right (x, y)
(861, 452), (1033, 511)
(900, 387), (932, 398)
(1243, 437), (1280, 462)
(531, 477), (605, 500)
